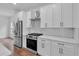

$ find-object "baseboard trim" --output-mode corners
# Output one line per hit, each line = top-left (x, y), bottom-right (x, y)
(0, 37), (13, 40)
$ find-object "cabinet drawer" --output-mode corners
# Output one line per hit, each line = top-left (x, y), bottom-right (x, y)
(63, 44), (75, 56)
(51, 41), (75, 56)
(51, 41), (63, 56)
(37, 38), (51, 56)
(61, 3), (73, 27)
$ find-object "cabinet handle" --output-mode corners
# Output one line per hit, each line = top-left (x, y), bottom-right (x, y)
(45, 23), (47, 28)
(62, 22), (63, 26)
(59, 48), (63, 54)
(60, 22), (63, 27)
(57, 43), (64, 46)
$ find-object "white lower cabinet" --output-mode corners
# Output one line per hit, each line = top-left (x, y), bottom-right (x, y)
(37, 37), (51, 56)
(37, 37), (78, 56)
(51, 41), (75, 56)
(51, 41), (62, 56)
(63, 44), (75, 56)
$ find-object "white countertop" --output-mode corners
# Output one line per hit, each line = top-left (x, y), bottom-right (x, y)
(39, 35), (79, 44)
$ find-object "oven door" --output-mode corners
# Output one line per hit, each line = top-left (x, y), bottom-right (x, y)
(27, 38), (37, 51)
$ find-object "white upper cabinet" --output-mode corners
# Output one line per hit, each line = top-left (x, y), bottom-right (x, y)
(40, 4), (62, 28)
(53, 4), (61, 27)
(61, 3), (73, 27)
(18, 4), (73, 29)
(73, 4), (79, 28)
(40, 4), (61, 28)
(40, 3), (73, 28)
(40, 4), (56, 28)
(40, 7), (47, 28)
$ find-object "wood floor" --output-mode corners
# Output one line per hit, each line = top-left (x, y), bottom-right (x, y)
(13, 47), (37, 56)
(0, 38), (38, 56)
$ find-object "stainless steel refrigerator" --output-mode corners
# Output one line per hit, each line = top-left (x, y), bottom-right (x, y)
(14, 20), (23, 48)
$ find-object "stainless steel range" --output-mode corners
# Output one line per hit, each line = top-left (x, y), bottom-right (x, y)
(26, 33), (43, 51)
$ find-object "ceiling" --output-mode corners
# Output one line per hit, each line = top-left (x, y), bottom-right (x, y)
(0, 3), (51, 11)
(0, 3), (51, 16)
(14, 3), (51, 11)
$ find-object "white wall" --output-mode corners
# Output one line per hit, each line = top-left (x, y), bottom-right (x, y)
(0, 7), (15, 17)
(8, 13), (18, 38)
(0, 7), (16, 38)
(0, 16), (10, 38)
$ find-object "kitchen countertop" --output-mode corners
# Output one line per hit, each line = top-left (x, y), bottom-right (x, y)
(39, 35), (79, 44)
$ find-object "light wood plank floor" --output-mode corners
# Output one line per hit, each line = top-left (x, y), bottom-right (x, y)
(0, 38), (38, 56)
(13, 47), (37, 56)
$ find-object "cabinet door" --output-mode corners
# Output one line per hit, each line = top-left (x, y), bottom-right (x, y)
(63, 44), (75, 56)
(44, 5), (54, 28)
(53, 4), (61, 27)
(40, 7), (47, 28)
(40, 4), (61, 28)
(73, 4), (79, 28)
(37, 38), (51, 56)
(47, 4), (62, 28)
(51, 41), (63, 56)
(45, 39), (51, 56)
(62, 3), (73, 27)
